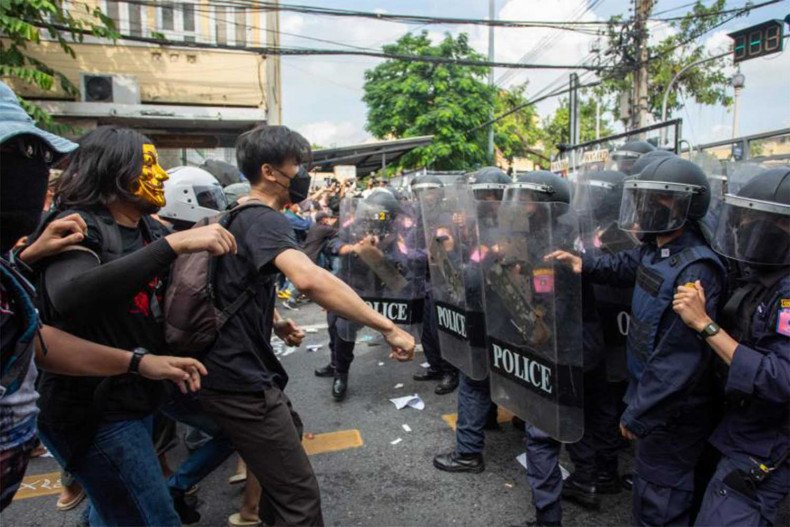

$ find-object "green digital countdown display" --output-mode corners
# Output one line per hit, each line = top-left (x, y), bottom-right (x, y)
(728, 20), (785, 63)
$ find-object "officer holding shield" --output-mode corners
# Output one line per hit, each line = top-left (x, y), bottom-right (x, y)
(548, 157), (727, 526)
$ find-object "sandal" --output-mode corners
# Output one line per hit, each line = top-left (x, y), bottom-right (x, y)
(56, 489), (86, 511)
(228, 473), (247, 485)
(228, 512), (261, 527)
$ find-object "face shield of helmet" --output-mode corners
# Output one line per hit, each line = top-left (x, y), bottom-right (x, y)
(712, 194), (790, 266)
(194, 185), (228, 211)
(618, 181), (700, 234)
(472, 183), (506, 201)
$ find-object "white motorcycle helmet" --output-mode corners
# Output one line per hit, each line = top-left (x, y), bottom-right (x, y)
(160, 166), (227, 229)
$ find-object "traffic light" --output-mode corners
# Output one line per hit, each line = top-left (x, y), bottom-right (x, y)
(728, 20), (785, 64)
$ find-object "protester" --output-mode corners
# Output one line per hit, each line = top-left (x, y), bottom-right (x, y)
(195, 124), (415, 526)
(31, 124), (235, 526)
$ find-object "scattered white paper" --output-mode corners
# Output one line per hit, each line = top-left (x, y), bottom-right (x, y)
(402, 424), (412, 432)
(389, 394), (425, 411)
(378, 362), (385, 367)
(394, 383), (404, 389)
(390, 438), (402, 445)
(420, 362), (430, 369)
(306, 345), (322, 352)
(516, 453), (570, 480)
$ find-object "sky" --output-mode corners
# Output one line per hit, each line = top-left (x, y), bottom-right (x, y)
(279, 0), (790, 149)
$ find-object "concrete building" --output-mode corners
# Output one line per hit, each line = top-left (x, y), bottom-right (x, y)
(6, 0), (282, 167)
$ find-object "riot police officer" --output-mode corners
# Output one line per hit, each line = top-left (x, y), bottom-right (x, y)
(411, 174), (459, 394)
(433, 167), (510, 473)
(673, 166), (789, 527)
(502, 170), (606, 525)
(318, 189), (420, 401)
(548, 157), (727, 526)
(610, 140), (656, 176)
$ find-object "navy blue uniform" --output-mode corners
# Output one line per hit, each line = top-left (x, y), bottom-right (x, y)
(582, 229), (726, 526)
(695, 273), (789, 526)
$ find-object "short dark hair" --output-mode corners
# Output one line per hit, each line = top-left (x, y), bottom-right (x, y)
(236, 125), (311, 184)
(54, 126), (151, 209)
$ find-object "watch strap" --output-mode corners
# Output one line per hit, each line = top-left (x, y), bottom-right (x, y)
(128, 348), (146, 374)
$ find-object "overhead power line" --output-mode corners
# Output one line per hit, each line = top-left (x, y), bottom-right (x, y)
(34, 21), (606, 70)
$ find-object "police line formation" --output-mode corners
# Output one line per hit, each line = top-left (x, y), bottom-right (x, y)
(1, 79), (788, 527)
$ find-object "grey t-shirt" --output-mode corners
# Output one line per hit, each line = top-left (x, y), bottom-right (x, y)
(203, 204), (299, 392)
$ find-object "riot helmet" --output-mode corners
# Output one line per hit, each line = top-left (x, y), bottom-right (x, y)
(358, 188), (401, 236)
(506, 170), (571, 204)
(712, 166), (790, 267)
(628, 149), (676, 178)
(467, 167), (510, 201)
(160, 166), (227, 229)
(611, 140), (656, 175)
(619, 157), (710, 234)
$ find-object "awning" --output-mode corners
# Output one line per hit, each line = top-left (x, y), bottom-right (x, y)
(310, 136), (433, 177)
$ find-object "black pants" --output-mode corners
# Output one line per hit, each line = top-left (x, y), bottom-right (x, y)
(422, 291), (456, 374)
(198, 387), (324, 526)
(327, 312), (356, 374)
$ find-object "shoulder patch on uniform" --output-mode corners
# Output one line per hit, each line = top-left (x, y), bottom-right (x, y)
(781, 299), (790, 308)
(777, 308), (790, 337)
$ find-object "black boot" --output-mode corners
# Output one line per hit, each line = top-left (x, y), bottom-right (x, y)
(170, 488), (201, 525)
(332, 373), (348, 401)
(433, 451), (485, 473)
(561, 474), (600, 510)
(596, 472), (622, 494)
(435, 371), (459, 395)
(314, 363), (335, 377)
(413, 369), (442, 381)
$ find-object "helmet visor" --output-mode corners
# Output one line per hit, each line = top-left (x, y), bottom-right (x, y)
(194, 185), (228, 211)
(471, 183), (506, 201)
(618, 180), (698, 234)
(712, 194), (790, 266)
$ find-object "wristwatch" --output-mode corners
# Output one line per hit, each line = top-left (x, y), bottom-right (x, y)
(698, 321), (721, 340)
(128, 347), (147, 375)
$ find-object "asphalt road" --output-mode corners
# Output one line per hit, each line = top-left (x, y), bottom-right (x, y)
(4, 300), (783, 527)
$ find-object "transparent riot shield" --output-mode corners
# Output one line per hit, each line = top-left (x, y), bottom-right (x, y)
(479, 200), (584, 442)
(337, 196), (425, 341)
(420, 185), (489, 380)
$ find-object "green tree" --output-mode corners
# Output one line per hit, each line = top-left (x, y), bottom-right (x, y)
(363, 31), (494, 170)
(541, 95), (613, 156)
(493, 82), (544, 166)
(602, 0), (735, 122)
(0, 0), (117, 129)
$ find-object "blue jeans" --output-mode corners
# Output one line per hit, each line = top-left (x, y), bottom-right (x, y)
(455, 374), (493, 455)
(39, 416), (180, 527)
(160, 393), (235, 492)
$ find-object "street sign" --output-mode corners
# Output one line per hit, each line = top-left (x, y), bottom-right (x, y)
(729, 20), (785, 63)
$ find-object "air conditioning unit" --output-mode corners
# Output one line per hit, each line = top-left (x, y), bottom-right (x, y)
(80, 74), (141, 104)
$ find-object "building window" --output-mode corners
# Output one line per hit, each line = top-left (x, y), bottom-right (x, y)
(103, 1), (146, 38)
(157, 1), (197, 43)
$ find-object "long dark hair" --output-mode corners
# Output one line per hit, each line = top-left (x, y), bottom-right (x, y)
(54, 126), (152, 209)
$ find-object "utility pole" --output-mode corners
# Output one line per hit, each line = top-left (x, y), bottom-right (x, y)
(630, 0), (654, 130)
(569, 73), (580, 146)
(487, 0), (495, 164)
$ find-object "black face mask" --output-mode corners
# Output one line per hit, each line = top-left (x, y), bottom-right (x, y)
(273, 166), (311, 205)
(737, 220), (790, 266)
(0, 152), (49, 253)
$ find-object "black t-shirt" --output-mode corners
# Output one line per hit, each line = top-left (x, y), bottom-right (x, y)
(202, 205), (299, 392)
(302, 223), (337, 263)
(37, 209), (175, 435)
